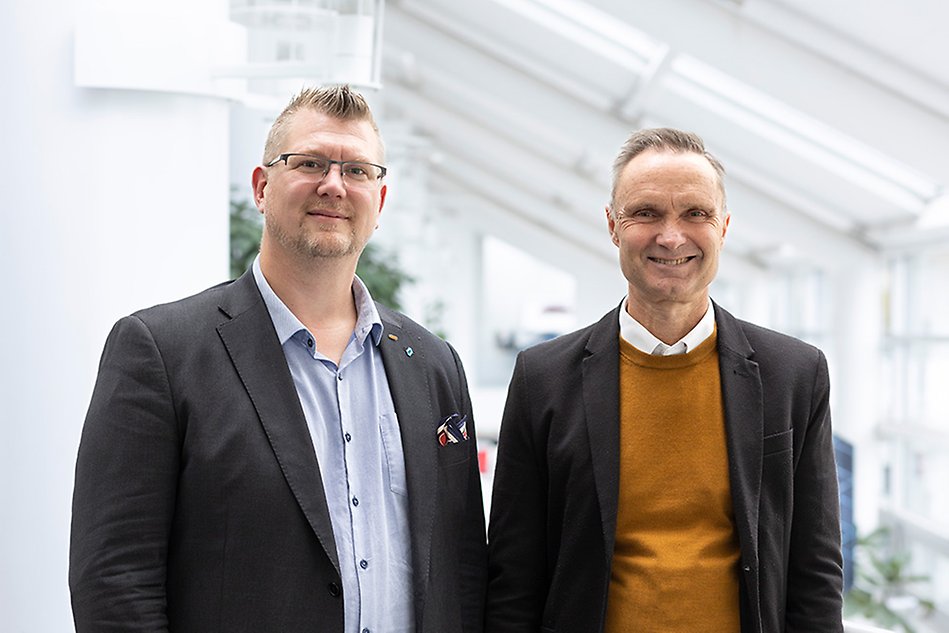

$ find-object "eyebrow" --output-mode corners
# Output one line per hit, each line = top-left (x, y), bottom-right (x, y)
(619, 200), (720, 215)
(292, 151), (376, 162)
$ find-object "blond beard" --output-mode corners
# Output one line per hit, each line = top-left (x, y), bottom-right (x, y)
(265, 212), (362, 260)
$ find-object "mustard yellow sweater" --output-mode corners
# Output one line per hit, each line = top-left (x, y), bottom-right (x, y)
(605, 331), (741, 633)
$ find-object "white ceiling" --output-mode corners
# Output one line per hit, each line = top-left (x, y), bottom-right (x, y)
(378, 0), (949, 273)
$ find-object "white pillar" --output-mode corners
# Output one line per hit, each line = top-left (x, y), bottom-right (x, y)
(0, 2), (230, 631)
(828, 261), (886, 533)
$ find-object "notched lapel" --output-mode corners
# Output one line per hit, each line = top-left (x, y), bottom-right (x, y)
(216, 274), (340, 574)
(715, 304), (763, 592)
(377, 308), (438, 610)
(581, 309), (622, 565)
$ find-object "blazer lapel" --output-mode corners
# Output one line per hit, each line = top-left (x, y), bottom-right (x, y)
(215, 271), (340, 574)
(714, 303), (763, 607)
(376, 305), (437, 613)
(581, 307), (622, 566)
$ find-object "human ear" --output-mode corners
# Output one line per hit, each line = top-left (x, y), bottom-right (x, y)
(606, 206), (620, 246)
(252, 166), (268, 213)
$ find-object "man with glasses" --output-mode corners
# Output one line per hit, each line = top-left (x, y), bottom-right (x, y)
(70, 85), (487, 633)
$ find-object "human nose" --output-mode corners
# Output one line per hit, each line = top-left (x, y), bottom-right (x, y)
(316, 162), (346, 197)
(655, 218), (687, 250)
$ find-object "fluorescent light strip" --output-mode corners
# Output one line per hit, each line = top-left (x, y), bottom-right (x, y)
(669, 75), (926, 213)
(489, 0), (655, 71)
(395, 0), (612, 111)
(673, 55), (939, 203)
(529, 0), (662, 57)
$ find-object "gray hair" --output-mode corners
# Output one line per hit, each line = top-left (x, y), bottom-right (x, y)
(610, 127), (726, 214)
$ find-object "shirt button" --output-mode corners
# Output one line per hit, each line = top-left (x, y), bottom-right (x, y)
(352, 497), (359, 507)
(306, 338), (314, 347)
(327, 582), (340, 597)
(362, 629), (370, 633)
(743, 565), (752, 572)
(360, 559), (368, 569)
(337, 373), (343, 381)
(344, 433), (352, 442)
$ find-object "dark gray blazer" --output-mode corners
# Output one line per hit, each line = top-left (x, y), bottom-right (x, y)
(485, 302), (843, 633)
(70, 269), (487, 633)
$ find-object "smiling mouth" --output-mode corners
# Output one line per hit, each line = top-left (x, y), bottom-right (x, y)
(308, 209), (347, 219)
(649, 256), (696, 265)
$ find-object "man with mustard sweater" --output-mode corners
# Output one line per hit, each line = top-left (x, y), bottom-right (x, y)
(485, 128), (843, 632)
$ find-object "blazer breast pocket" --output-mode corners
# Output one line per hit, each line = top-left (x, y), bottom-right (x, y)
(763, 428), (793, 456)
(379, 413), (408, 496)
(437, 413), (471, 467)
(440, 440), (470, 467)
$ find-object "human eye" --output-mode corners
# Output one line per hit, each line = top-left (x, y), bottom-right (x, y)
(291, 155), (328, 173)
(624, 207), (658, 221)
(343, 163), (371, 181)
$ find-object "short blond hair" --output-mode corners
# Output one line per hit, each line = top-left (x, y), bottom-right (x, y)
(263, 84), (384, 163)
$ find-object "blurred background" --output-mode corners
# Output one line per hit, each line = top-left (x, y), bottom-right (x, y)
(1, 0), (947, 631)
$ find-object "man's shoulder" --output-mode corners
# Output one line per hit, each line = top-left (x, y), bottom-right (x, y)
(518, 308), (618, 365)
(131, 277), (241, 325)
(94, 276), (254, 365)
(114, 276), (256, 350)
(717, 305), (825, 367)
(374, 302), (457, 361)
(737, 318), (814, 348)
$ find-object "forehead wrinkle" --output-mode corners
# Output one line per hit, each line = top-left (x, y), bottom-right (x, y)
(293, 146), (376, 164)
(618, 178), (722, 216)
(615, 148), (722, 200)
(292, 132), (375, 162)
(284, 112), (383, 163)
(620, 187), (718, 211)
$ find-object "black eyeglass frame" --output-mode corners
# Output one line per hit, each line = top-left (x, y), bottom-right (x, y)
(265, 153), (387, 181)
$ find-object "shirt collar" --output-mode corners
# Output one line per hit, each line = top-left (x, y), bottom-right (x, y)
(252, 256), (383, 347)
(618, 298), (715, 355)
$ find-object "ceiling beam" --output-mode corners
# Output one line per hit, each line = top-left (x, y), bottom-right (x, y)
(730, 0), (949, 122)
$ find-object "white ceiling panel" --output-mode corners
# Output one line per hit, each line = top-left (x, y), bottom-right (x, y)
(381, 0), (949, 268)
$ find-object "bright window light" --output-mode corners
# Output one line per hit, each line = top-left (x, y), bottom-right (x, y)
(489, 0), (662, 71)
(672, 55), (940, 208)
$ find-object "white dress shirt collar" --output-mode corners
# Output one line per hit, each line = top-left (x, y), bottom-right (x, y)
(618, 298), (715, 355)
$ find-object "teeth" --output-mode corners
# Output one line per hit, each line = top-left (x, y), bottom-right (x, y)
(651, 256), (692, 265)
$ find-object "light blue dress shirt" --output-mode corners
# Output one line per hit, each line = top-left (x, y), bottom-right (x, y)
(253, 257), (414, 633)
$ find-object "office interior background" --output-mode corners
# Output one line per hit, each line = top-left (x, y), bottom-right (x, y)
(1, 0), (947, 631)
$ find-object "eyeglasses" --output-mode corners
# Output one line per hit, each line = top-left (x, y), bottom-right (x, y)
(265, 153), (387, 186)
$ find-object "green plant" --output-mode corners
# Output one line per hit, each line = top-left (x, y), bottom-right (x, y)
(844, 527), (935, 633)
(355, 242), (414, 311)
(228, 193), (413, 310)
(230, 194), (263, 279)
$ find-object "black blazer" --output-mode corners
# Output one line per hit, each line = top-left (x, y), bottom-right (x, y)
(70, 270), (487, 633)
(485, 303), (843, 633)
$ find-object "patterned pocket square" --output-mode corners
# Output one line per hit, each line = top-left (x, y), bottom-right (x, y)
(436, 413), (469, 446)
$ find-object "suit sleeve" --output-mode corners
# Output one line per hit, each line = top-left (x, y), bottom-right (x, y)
(786, 349), (844, 632)
(69, 316), (179, 632)
(447, 342), (489, 633)
(486, 352), (548, 632)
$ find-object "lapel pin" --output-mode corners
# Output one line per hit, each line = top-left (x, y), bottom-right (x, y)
(388, 334), (399, 341)
(405, 347), (414, 357)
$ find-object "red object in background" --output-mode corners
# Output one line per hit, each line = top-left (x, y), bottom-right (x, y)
(478, 449), (489, 474)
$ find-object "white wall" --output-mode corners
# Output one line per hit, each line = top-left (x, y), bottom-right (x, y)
(0, 2), (230, 631)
